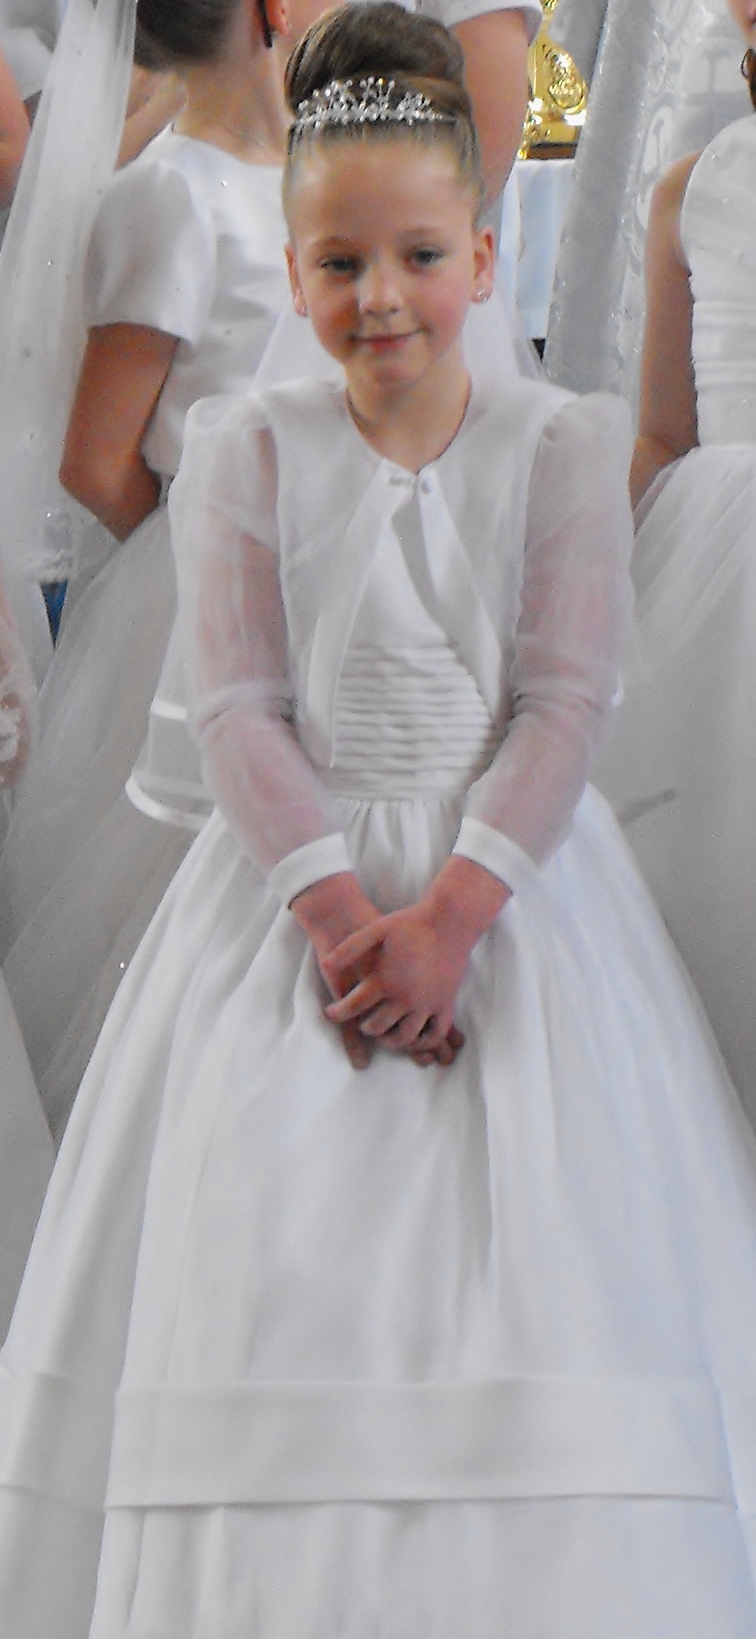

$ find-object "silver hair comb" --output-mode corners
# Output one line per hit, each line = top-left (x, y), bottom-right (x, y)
(291, 76), (453, 139)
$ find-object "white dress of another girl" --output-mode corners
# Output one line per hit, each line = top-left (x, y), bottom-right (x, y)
(0, 591), (52, 1342)
(3, 374), (756, 1636)
(598, 113), (756, 1128)
(0, 127), (290, 1141)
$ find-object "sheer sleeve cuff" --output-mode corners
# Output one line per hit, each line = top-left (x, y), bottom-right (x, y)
(269, 833), (353, 908)
(452, 816), (537, 896)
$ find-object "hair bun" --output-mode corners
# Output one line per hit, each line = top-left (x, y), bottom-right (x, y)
(285, 1), (466, 113)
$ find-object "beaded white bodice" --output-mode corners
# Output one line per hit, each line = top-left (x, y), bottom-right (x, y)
(682, 115), (756, 445)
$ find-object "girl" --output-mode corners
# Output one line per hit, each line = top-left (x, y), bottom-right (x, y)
(0, 0), (299, 1139)
(3, 7), (756, 1632)
(0, 0), (541, 1145)
(597, 0), (756, 1124)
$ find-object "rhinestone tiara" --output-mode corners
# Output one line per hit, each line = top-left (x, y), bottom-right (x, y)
(291, 76), (454, 140)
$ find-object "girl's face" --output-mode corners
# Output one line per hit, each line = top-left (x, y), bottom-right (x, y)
(286, 141), (494, 409)
(726, 0), (756, 41)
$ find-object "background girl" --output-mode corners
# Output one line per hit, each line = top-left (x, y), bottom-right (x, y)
(0, 0), (303, 1139)
(598, 0), (756, 1125)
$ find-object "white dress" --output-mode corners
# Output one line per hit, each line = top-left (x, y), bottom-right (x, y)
(0, 129), (290, 1140)
(3, 374), (756, 1637)
(0, 583), (54, 1340)
(597, 114), (756, 1128)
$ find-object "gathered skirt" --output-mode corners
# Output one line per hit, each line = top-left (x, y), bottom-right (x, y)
(2, 779), (756, 1635)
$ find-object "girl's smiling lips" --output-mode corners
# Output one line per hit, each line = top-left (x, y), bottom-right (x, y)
(354, 332), (418, 350)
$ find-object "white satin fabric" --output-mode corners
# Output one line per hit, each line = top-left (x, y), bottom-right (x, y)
(3, 373), (756, 1635)
(597, 115), (756, 1124)
(0, 139), (290, 1140)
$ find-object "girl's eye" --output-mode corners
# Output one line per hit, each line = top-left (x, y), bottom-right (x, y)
(409, 247), (443, 268)
(321, 256), (359, 276)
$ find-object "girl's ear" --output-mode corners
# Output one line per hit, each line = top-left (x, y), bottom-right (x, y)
(265, 0), (290, 37)
(472, 224), (496, 303)
(286, 242), (308, 316)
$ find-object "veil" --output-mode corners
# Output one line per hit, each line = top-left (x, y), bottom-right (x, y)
(544, 0), (733, 410)
(0, 0), (136, 679)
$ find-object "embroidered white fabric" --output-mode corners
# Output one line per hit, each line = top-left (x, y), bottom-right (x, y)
(545, 0), (747, 409)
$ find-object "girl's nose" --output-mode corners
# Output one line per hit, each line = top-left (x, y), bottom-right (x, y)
(357, 260), (401, 316)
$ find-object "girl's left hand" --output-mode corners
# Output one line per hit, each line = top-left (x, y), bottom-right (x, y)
(322, 903), (472, 1061)
(322, 856), (511, 1062)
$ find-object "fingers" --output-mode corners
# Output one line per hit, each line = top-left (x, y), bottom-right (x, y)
(356, 1001), (416, 1040)
(321, 920), (388, 976)
(324, 976), (384, 1024)
(340, 1021), (372, 1070)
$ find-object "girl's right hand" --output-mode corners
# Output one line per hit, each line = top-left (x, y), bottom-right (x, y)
(291, 873), (383, 1070)
(290, 872), (462, 1070)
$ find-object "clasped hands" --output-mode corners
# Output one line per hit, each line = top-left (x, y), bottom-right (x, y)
(291, 860), (510, 1071)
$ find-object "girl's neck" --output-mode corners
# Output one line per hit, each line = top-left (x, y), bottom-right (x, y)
(175, 37), (288, 166)
(345, 348), (473, 473)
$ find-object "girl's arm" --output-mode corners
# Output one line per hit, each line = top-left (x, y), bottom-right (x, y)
(60, 322), (178, 539)
(170, 399), (461, 1069)
(631, 153), (700, 510)
(453, 10), (531, 205)
(0, 46), (29, 209)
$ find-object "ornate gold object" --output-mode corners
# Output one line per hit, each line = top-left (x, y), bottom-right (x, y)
(519, 0), (588, 158)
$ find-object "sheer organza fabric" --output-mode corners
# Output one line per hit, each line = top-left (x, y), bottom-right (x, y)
(171, 381), (632, 902)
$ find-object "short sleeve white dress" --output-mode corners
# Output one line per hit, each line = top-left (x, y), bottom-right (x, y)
(597, 114), (756, 1128)
(3, 372), (756, 1635)
(0, 129), (290, 1139)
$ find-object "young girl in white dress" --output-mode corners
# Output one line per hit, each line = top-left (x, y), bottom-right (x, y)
(0, 0), (297, 1139)
(3, 6), (756, 1632)
(597, 0), (756, 1126)
(0, 0), (540, 1146)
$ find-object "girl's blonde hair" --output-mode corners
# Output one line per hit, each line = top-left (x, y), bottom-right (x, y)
(283, 2), (484, 217)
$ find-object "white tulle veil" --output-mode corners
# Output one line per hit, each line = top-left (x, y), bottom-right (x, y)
(0, 0), (136, 678)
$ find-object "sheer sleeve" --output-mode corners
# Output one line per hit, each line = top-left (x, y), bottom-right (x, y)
(169, 396), (351, 904)
(454, 393), (633, 893)
(83, 158), (216, 342)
